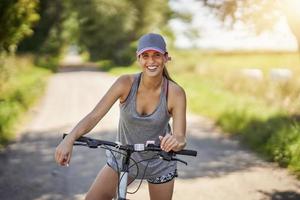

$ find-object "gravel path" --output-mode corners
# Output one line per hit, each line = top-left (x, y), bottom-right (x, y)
(0, 67), (300, 200)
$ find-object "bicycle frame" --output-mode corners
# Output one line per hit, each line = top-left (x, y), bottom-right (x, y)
(62, 134), (197, 200)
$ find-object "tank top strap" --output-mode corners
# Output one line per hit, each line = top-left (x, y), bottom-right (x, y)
(163, 76), (169, 103)
(120, 73), (142, 105)
(136, 72), (142, 90)
(130, 72), (142, 97)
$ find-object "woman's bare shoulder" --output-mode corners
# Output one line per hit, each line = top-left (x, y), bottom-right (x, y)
(115, 74), (136, 100)
(116, 74), (135, 88)
(168, 81), (186, 98)
(117, 74), (134, 83)
(167, 80), (186, 114)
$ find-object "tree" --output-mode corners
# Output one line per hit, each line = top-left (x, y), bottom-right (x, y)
(18, 0), (68, 56)
(200, 0), (300, 50)
(9, 0), (172, 65)
(0, 0), (39, 53)
(73, 0), (171, 64)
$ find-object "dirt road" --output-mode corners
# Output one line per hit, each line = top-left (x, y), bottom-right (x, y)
(0, 67), (300, 200)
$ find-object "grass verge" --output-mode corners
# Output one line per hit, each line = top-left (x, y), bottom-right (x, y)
(0, 56), (51, 147)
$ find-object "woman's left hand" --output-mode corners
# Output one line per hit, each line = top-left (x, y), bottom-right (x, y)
(159, 134), (179, 152)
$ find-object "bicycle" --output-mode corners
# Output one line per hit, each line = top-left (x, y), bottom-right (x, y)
(62, 133), (197, 200)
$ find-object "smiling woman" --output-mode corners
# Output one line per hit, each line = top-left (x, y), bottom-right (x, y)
(137, 33), (175, 83)
(55, 33), (187, 200)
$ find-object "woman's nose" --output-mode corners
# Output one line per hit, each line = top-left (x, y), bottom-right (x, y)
(147, 56), (155, 64)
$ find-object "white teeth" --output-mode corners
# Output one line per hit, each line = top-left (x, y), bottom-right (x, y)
(147, 66), (157, 70)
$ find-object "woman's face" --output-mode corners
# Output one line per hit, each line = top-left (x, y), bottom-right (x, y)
(138, 50), (168, 77)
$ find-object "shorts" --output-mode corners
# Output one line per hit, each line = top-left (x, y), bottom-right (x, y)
(107, 162), (177, 184)
(147, 169), (178, 184)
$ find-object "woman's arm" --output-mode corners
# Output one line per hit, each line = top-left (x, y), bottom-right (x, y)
(65, 75), (132, 142)
(160, 83), (187, 152)
(55, 75), (132, 166)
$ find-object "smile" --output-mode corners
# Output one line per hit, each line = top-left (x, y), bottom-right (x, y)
(147, 65), (158, 70)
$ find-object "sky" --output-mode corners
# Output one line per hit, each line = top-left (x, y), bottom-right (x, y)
(168, 0), (298, 51)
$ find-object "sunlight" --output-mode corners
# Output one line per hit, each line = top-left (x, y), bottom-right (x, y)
(280, 0), (300, 45)
(280, 0), (300, 29)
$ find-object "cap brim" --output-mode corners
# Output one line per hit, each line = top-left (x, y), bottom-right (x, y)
(136, 47), (165, 56)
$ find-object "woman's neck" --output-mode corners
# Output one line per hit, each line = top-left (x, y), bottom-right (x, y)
(140, 73), (163, 90)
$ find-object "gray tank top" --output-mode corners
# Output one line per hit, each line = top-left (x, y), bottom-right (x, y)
(106, 73), (177, 179)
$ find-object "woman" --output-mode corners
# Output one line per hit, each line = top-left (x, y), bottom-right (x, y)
(55, 33), (187, 200)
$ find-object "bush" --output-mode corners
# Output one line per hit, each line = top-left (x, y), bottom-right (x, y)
(0, 55), (50, 146)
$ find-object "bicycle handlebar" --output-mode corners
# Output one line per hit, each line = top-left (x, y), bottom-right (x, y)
(63, 133), (197, 157)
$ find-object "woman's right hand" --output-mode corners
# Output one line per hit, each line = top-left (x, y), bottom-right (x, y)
(55, 136), (74, 166)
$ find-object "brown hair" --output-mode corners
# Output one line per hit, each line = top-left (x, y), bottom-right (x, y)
(163, 53), (176, 83)
(163, 67), (176, 83)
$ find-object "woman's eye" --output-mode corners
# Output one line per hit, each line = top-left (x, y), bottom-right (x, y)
(154, 53), (161, 58)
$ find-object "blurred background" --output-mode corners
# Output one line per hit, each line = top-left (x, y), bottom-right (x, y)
(1, 0), (300, 196)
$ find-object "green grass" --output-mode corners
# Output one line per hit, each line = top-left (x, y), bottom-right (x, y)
(97, 59), (140, 75)
(175, 73), (272, 118)
(0, 56), (51, 146)
(168, 50), (300, 73)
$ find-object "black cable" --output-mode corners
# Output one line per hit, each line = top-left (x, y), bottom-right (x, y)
(125, 154), (160, 185)
(76, 142), (178, 196)
(131, 152), (175, 178)
(100, 145), (140, 198)
(124, 153), (176, 195)
(127, 154), (158, 194)
(112, 149), (141, 189)
(125, 156), (157, 186)
(102, 145), (121, 198)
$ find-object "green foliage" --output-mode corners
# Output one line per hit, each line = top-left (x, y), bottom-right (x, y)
(73, 0), (171, 65)
(265, 120), (300, 167)
(0, 0), (39, 52)
(8, 0), (171, 66)
(17, 0), (73, 71)
(17, 0), (68, 56)
(180, 74), (300, 173)
(34, 55), (60, 72)
(97, 59), (140, 75)
(0, 56), (50, 146)
(0, 101), (22, 143)
(217, 110), (300, 171)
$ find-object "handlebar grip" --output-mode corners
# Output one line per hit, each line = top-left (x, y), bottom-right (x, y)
(146, 144), (197, 157)
(63, 133), (90, 143)
(63, 133), (118, 148)
(175, 149), (197, 156)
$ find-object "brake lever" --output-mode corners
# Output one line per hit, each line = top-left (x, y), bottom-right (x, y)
(158, 151), (188, 165)
(158, 151), (173, 161)
(171, 157), (187, 165)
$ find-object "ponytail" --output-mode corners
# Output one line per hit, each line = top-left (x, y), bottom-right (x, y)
(163, 67), (176, 83)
